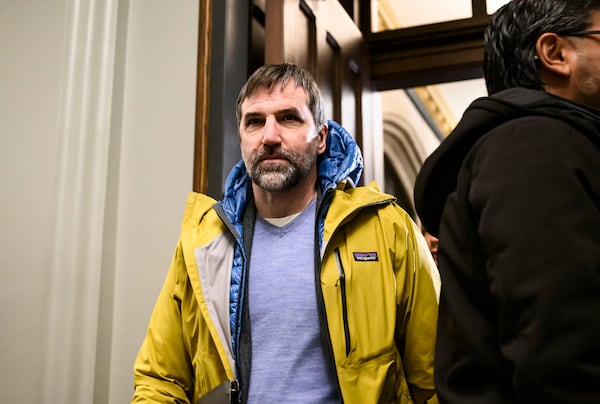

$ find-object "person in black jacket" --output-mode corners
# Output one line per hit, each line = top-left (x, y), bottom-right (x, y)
(414, 0), (600, 402)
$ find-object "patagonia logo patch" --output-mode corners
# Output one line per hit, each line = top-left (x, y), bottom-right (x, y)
(353, 252), (378, 262)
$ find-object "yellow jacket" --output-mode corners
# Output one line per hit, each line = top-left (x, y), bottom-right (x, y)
(132, 181), (440, 403)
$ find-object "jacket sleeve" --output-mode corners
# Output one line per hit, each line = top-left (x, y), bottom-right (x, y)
(132, 240), (194, 403)
(396, 211), (441, 404)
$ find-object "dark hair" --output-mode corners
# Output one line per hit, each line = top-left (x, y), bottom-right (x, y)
(483, 0), (600, 94)
(235, 63), (326, 128)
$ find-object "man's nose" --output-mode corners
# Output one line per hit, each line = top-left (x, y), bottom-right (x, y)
(262, 117), (281, 144)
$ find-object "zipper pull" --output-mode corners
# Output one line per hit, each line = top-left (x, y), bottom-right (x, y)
(230, 380), (240, 404)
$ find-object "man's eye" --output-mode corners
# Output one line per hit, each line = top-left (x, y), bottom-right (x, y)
(245, 118), (263, 127)
(282, 114), (299, 122)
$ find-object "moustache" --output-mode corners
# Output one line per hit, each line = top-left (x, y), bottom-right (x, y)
(255, 147), (291, 162)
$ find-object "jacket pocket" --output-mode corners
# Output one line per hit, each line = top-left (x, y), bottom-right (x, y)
(334, 247), (351, 357)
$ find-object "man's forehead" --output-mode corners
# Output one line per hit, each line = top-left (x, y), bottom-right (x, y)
(241, 83), (309, 113)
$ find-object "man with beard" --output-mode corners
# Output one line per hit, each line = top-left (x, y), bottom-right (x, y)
(132, 63), (441, 404)
(414, 0), (600, 403)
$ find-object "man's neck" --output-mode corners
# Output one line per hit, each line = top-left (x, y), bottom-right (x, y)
(252, 180), (318, 218)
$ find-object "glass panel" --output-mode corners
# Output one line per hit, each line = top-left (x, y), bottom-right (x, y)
(435, 78), (488, 123)
(373, 0), (473, 32)
(486, 0), (511, 14)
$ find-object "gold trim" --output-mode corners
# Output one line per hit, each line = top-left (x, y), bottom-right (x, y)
(413, 86), (456, 136)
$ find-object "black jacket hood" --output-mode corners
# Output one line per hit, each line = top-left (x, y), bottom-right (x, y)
(414, 87), (600, 237)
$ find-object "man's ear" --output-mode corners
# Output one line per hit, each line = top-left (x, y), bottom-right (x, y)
(317, 123), (328, 154)
(536, 32), (573, 77)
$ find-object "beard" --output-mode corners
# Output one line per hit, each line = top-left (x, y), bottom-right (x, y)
(244, 141), (320, 192)
(574, 51), (600, 110)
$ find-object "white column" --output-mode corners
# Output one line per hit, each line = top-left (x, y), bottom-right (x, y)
(41, 0), (120, 401)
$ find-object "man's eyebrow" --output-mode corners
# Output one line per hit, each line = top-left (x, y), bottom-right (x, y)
(243, 107), (303, 119)
(242, 111), (264, 120)
(277, 107), (303, 115)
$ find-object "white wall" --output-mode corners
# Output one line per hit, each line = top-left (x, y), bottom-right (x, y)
(1, 0), (68, 402)
(108, 1), (198, 401)
(0, 0), (197, 402)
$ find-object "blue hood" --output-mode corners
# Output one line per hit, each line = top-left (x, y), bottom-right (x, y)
(318, 120), (363, 191)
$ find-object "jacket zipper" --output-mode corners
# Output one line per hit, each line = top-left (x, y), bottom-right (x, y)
(334, 248), (351, 357)
(314, 189), (344, 401)
(213, 202), (245, 403)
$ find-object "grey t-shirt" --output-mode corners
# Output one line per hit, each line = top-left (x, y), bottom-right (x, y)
(246, 198), (340, 403)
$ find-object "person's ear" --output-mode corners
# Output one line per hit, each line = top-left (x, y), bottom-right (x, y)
(536, 32), (574, 77)
(317, 123), (328, 154)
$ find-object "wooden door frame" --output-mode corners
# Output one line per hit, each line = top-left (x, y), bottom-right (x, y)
(362, 0), (491, 89)
(193, 0), (249, 196)
(193, 0), (212, 193)
(193, 0), (493, 193)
